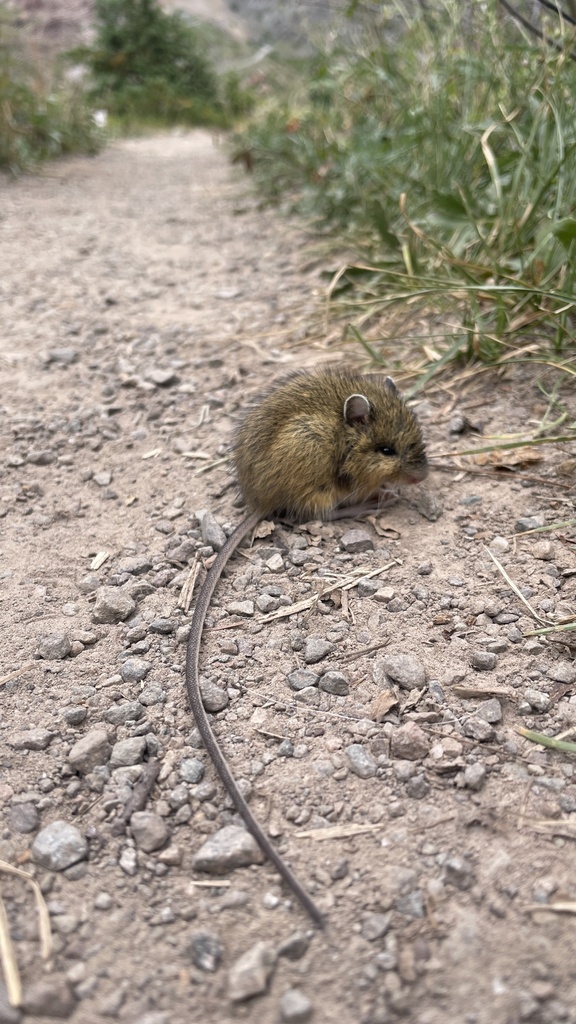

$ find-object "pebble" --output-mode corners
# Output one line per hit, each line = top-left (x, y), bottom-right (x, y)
(445, 856), (475, 890)
(476, 698), (502, 723)
(547, 661), (576, 684)
(373, 654), (426, 690)
(119, 847), (138, 876)
(130, 812), (169, 852)
(68, 728), (112, 773)
(36, 632), (72, 660)
(515, 516), (544, 532)
(188, 931), (222, 973)
(22, 976), (76, 1018)
(319, 670), (349, 696)
(266, 553), (284, 572)
(110, 736), (147, 767)
(30, 820), (88, 871)
(139, 683), (165, 705)
(463, 763), (487, 791)
(201, 512), (226, 551)
(280, 988), (314, 1023)
(8, 803), (39, 834)
(146, 367), (179, 387)
(228, 941), (277, 1002)
(390, 722), (430, 760)
(179, 758), (205, 783)
(62, 706), (88, 726)
(373, 586), (395, 603)
(227, 600), (254, 616)
(192, 825), (265, 874)
(532, 540), (555, 560)
(117, 555), (153, 575)
(8, 728), (54, 751)
(287, 669), (320, 691)
(199, 679), (229, 712)
(345, 744), (377, 779)
(471, 650), (497, 671)
(340, 528), (374, 553)
(120, 657), (151, 682)
(45, 346), (79, 365)
(524, 689), (551, 713)
(92, 587), (136, 624)
(361, 912), (392, 941)
(304, 637), (335, 664)
(104, 701), (144, 725)
(277, 932), (311, 961)
(462, 716), (495, 742)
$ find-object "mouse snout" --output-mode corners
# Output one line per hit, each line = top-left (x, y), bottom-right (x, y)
(404, 462), (429, 484)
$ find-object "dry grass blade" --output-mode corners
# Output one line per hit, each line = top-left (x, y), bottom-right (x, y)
(178, 559), (201, 614)
(297, 823), (385, 840)
(518, 727), (576, 753)
(90, 551), (110, 570)
(0, 662), (34, 687)
(0, 886), (21, 1008)
(507, 519), (576, 537)
(434, 434), (576, 459)
(257, 562), (396, 625)
(525, 901), (576, 915)
(452, 684), (514, 699)
(483, 546), (546, 624)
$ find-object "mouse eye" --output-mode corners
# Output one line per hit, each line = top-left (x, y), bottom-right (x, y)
(377, 445), (397, 457)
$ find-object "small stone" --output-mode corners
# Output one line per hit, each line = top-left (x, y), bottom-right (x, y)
(340, 529), (374, 553)
(201, 512), (226, 551)
(476, 698), (502, 723)
(188, 931), (222, 973)
(30, 820), (88, 871)
(292, 687), (321, 707)
(227, 600), (254, 617)
(7, 728), (54, 751)
(23, 976), (76, 1018)
(345, 744), (377, 779)
(68, 728), (111, 773)
(199, 679), (229, 712)
(110, 736), (147, 768)
(287, 669), (320, 691)
(120, 657), (151, 683)
(357, 579), (381, 597)
(192, 825), (265, 874)
(92, 587), (136, 624)
(280, 988), (314, 1023)
(36, 633), (72, 660)
(304, 637), (335, 664)
(93, 470), (112, 487)
(547, 662), (576, 684)
(277, 932), (311, 961)
(119, 846), (138, 875)
(373, 586), (395, 604)
(515, 516), (544, 533)
(62, 706), (88, 726)
(8, 803), (39, 834)
(45, 347), (79, 365)
(117, 555), (153, 575)
(265, 553), (284, 572)
(139, 684), (165, 706)
(532, 540), (555, 560)
(489, 536), (510, 553)
(462, 716), (495, 742)
(524, 689), (552, 713)
(471, 650), (497, 671)
(361, 912), (392, 942)
(146, 367), (179, 387)
(130, 811), (169, 852)
(445, 856), (475, 890)
(256, 593), (279, 613)
(27, 449), (55, 465)
(319, 671), (349, 696)
(104, 701), (144, 725)
(179, 758), (204, 784)
(390, 722), (430, 761)
(374, 654), (426, 690)
(463, 763), (487, 791)
(228, 941), (276, 1002)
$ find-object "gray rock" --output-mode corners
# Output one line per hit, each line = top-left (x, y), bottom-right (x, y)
(374, 654), (427, 689)
(120, 657), (151, 683)
(345, 744), (377, 779)
(445, 856), (475, 890)
(319, 670), (349, 696)
(27, 449), (55, 465)
(68, 728), (112, 773)
(149, 617), (177, 634)
(22, 976), (76, 1018)
(390, 722), (430, 761)
(179, 758), (205, 784)
(524, 688), (551, 713)
(463, 763), (487, 791)
(199, 679), (229, 713)
(104, 701), (145, 725)
(256, 593), (279, 613)
(117, 555), (153, 575)
(547, 661), (576, 684)
(476, 698), (502, 723)
(462, 716), (495, 742)
(227, 600), (254, 616)
(188, 931), (222, 973)
(201, 512), (226, 551)
(7, 728), (54, 751)
(304, 637), (335, 664)
(62, 706), (88, 726)
(30, 820), (88, 871)
(36, 633), (72, 660)
(192, 825), (265, 874)
(287, 669), (320, 691)
(93, 470), (112, 487)
(146, 367), (179, 387)
(92, 587), (136, 624)
(361, 912), (392, 942)
(228, 941), (276, 1002)
(8, 803), (39, 834)
(340, 528), (374, 553)
(292, 687), (321, 707)
(130, 811), (169, 852)
(277, 932), (311, 961)
(471, 650), (497, 671)
(515, 516), (544, 532)
(139, 684), (166, 706)
(45, 346), (79, 365)
(110, 736), (147, 768)
(119, 846), (138, 875)
(280, 988), (314, 1023)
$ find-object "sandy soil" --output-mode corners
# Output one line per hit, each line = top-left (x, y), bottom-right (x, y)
(1, 131), (576, 1024)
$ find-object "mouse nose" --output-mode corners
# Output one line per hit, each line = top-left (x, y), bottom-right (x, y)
(406, 463), (429, 484)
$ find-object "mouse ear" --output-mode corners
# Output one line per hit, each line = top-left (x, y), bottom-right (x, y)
(364, 374), (399, 395)
(344, 393), (371, 427)
(384, 376), (398, 394)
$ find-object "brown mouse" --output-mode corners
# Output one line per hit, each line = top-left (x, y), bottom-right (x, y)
(186, 369), (428, 927)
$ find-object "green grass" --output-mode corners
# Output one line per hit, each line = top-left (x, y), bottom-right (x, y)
(234, 0), (576, 369)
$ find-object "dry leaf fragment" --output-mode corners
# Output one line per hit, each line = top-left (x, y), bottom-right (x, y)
(253, 519), (276, 539)
(371, 689), (398, 721)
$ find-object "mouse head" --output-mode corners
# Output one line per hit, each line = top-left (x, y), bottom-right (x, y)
(341, 376), (428, 493)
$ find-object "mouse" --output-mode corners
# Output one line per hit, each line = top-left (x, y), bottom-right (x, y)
(185, 369), (428, 927)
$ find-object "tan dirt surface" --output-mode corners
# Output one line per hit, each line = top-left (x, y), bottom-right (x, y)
(1, 131), (576, 1024)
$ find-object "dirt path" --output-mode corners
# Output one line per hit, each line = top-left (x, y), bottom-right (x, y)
(1, 132), (576, 1024)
